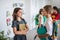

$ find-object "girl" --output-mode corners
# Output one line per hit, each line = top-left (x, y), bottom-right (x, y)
(34, 9), (47, 40)
(44, 5), (53, 40)
(38, 9), (47, 40)
(12, 8), (29, 40)
(52, 6), (59, 40)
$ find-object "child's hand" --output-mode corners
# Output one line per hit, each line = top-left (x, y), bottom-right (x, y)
(24, 29), (29, 32)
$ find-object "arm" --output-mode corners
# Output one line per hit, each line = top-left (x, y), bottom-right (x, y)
(23, 19), (29, 32)
(12, 21), (27, 35)
(26, 24), (29, 31)
(13, 27), (26, 35)
(24, 24), (29, 32)
(38, 16), (41, 27)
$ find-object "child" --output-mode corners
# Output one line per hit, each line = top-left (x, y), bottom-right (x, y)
(44, 5), (53, 40)
(51, 6), (59, 39)
(35, 11), (47, 26)
(35, 9), (47, 40)
(12, 8), (29, 40)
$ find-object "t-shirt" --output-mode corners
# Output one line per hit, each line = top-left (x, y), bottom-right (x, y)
(38, 15), (44, 25)
(52, 13), (60, 20)
(43, 16), (47, 25)
(12, 19), (27, 31)
(45, 17), (53, 36)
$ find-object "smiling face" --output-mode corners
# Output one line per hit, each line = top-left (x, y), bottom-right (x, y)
(53, 9), (58, 14)
(43, 5), (53, 18)
(43, 9), (48, 16)
(53, 6), (58, 14)
(39, 9), (46, 16)
(41, 9), (44, 16)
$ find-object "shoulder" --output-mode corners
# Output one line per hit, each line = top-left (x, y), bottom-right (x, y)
(21, 18), (26, 22)
(12, 20), (17, 24)
(39, 15), (42, 17)
(39, 15), (42, 16)
(21, 18), (25, 21)
(12, 20), (18, 28)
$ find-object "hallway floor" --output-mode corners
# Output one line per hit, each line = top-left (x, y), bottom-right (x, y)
(26, 27), (60, 40)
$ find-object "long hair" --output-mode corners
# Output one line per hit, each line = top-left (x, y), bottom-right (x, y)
(44, 5), (52, 14)
(12, 8), (22, 21)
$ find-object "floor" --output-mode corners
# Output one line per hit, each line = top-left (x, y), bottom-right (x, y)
(26, 26), (60, 40)
(26, 28), (40, 40)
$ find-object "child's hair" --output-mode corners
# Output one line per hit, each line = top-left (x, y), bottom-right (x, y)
(44, 5), (52, 14)
(53, 6), (59, 13)
(12, 8), (22, 21)
(39, 9), (43, 14)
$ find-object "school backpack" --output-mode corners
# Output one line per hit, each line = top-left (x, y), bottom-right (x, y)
(37, 25), (47, 35)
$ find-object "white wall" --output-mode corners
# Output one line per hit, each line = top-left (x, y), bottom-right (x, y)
(50, 0), (60, 8)
(0, 0), (13, 38)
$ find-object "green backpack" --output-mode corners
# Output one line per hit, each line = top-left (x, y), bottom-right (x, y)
(35, 14), (47, 25)
(37, 26), (47, 35)
(35, 14), (39, 25)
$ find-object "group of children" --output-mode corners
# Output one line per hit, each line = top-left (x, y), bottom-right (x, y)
(11, 5), (60, 40)
(35, 5), (60, 40)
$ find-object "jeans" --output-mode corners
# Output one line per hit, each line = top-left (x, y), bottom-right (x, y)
(14, 35), (27, 40)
